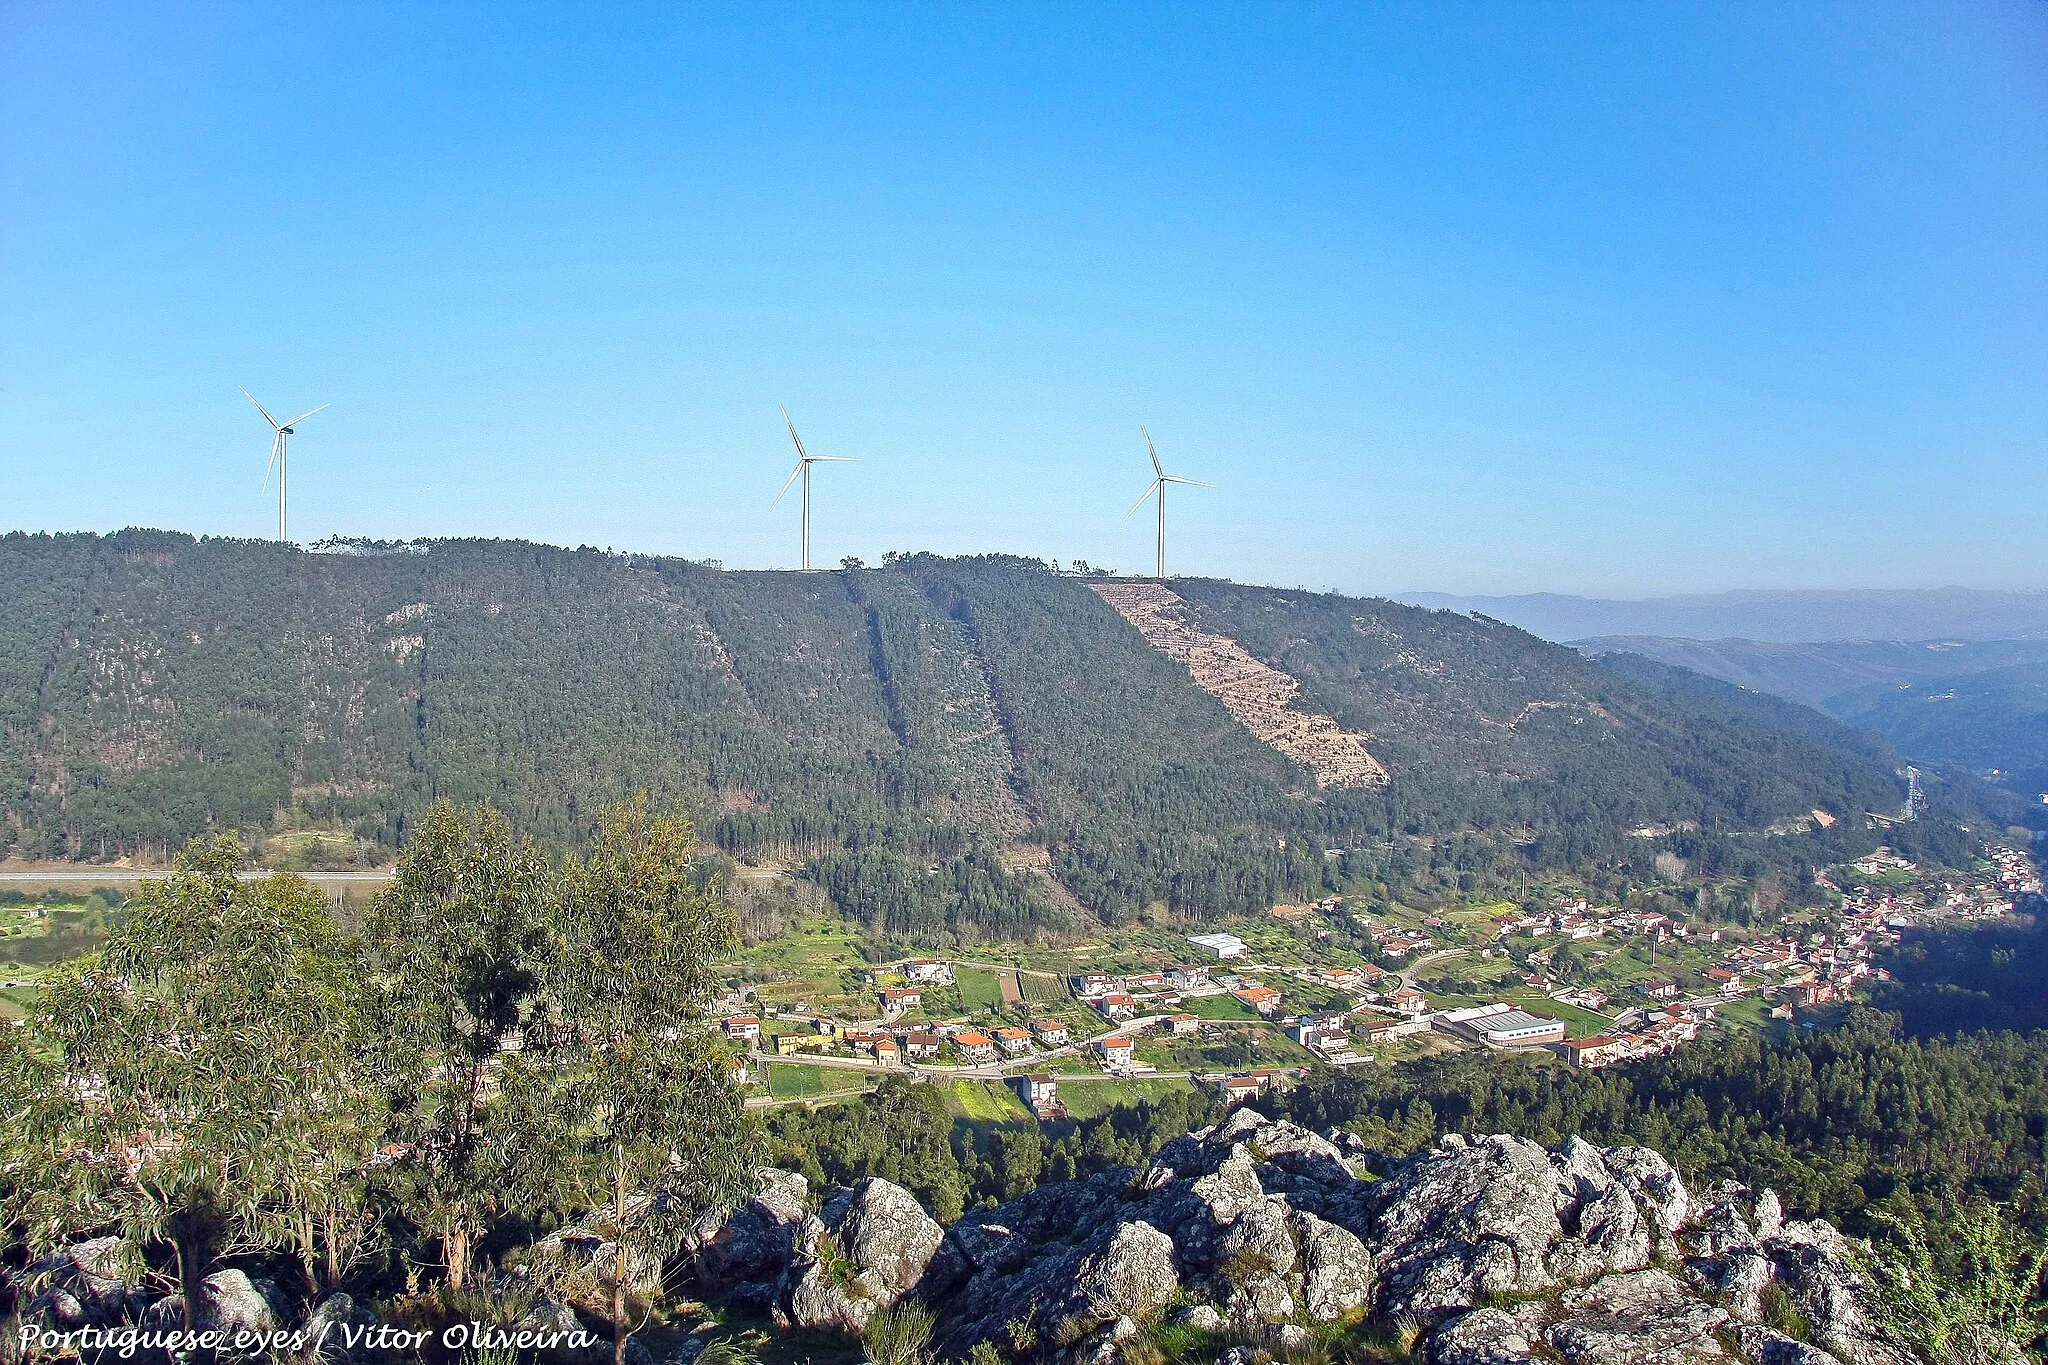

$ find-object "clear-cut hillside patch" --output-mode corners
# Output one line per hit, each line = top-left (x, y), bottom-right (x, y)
(1092, 581), (1390, 789)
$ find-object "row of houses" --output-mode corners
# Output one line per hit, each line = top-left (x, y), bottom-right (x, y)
(723, 1013), (1073, 1064)
(1554, 1003), (1710, 1069)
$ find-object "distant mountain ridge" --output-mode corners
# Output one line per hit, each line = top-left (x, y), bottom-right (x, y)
(1399, 587), (2048, 644)
(1575, 635), (2048, 793)
(1571, 636), (2048, 708)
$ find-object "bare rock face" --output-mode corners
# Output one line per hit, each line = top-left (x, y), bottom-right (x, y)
(1543, 1268), (1728, 1365)
(823, 1176), (956, 1304)
(1728, 1325), (1848, 1365)
(1431, 1305), (1545, 1365)
(1292, 1207), (1374, 1322)
(695, 1168), (810, 1290)
(197, 1269), (282, 1338)
(1601, 1147), (1692, 1259)
(1371, 1134), (1566, 1318)
(776, 1176), (963, 1333)
(1550, 1139), (1653, 1277)
(1072, 1221), (1179, 1321)
(26, 1238), (146, 1329)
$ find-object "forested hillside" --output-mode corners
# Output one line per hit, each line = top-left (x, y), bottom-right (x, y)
(0, 532), (1926, 934)
(1829, 659), (2048, 787)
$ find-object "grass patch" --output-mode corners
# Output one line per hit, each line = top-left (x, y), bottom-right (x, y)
(947, 1079), (1032, 1122)
(1054, 1077), (1197, 1120)
(956, 966), (1005, 1012)
(1181, 994), (1259, 1021)
(766, 1062), (871, 1101)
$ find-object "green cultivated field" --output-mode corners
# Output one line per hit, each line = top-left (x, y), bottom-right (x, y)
(1019, 971), (1070, 1004)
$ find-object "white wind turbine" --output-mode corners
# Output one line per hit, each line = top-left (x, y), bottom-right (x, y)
(241, 388), (328, 542)
(1125, 427), (1214, 580)
(775, 406), (857, 571)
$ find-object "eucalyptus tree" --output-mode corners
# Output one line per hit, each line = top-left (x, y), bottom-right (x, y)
(552, 795), (760, 1365)
(363, 800), (562, 1291)
(0, 836), (370, 1325)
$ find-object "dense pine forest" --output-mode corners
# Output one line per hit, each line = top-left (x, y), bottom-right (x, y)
(0, 530), (1977, 937)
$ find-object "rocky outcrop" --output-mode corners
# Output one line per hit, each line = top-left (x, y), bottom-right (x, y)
(1073, 1222), (1179, 1321)
(25, 1119), (1947, 1365)
(686, 1115), (1949, 1365)
(1543, 1267), (1728, 1365)
(197, 1269), (283, 1338)
(743, 1174), (963, 1333)
(24, 1237), (148, 1329)
(1371, 1133), (1564, 1318)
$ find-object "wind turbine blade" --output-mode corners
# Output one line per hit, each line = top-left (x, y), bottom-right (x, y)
(241, 386), (280, 430)
(773, 462), (803, 505)
(1162, 477), (1216, 488)
(1143, 426), (1163, 480)
(809, 456), (859, 463)
(780, 405), (809, 462)
(280, 403), (329, 428)
(1124, 480), (1161, 519)
(262, 433), (281, 490)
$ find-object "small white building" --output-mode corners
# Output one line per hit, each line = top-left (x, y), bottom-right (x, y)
(1189, 932), (1248, 960)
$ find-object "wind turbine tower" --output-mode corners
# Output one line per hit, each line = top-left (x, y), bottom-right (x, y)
(1125, 427), (1214, 580)
(241, 388), (328, 542)
(775, 406), (857, 571)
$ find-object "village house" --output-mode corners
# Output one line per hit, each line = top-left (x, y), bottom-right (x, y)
(1030, 1019), (1069, 1046)
(1221, 1075), (1264, 1104)
(1072, 972), (1113, 998)
(954, 1031), (997, 1063)
(1014, 1073), (1065, 1119)
(1168, 1013), (1201, 1036)
(1231, 985), (1281, 1016)
(878, 986), (923, 1020)
(1361, 1014), (1429, 1043)
(1165, 964), (1213, 990)
(774, 1032), (805, 1056)
(873, 1037), (899, 1065)
(1387, 986), (1428, 1016)
(1292, 1011), (1350, 1051)
(723, 1015), (761, 1044)
(994, 1026), (1034, 1055)
(903, 1031), (943, 1059)
(902, 959), (956, 986)
(1098, 1035), (1135, 1069)
(1555, 1035), (1628, 1070)
(1096, 992), (1138, 1020)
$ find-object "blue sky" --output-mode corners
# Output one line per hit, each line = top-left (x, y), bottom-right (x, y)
(2, 3), (2043, 595)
